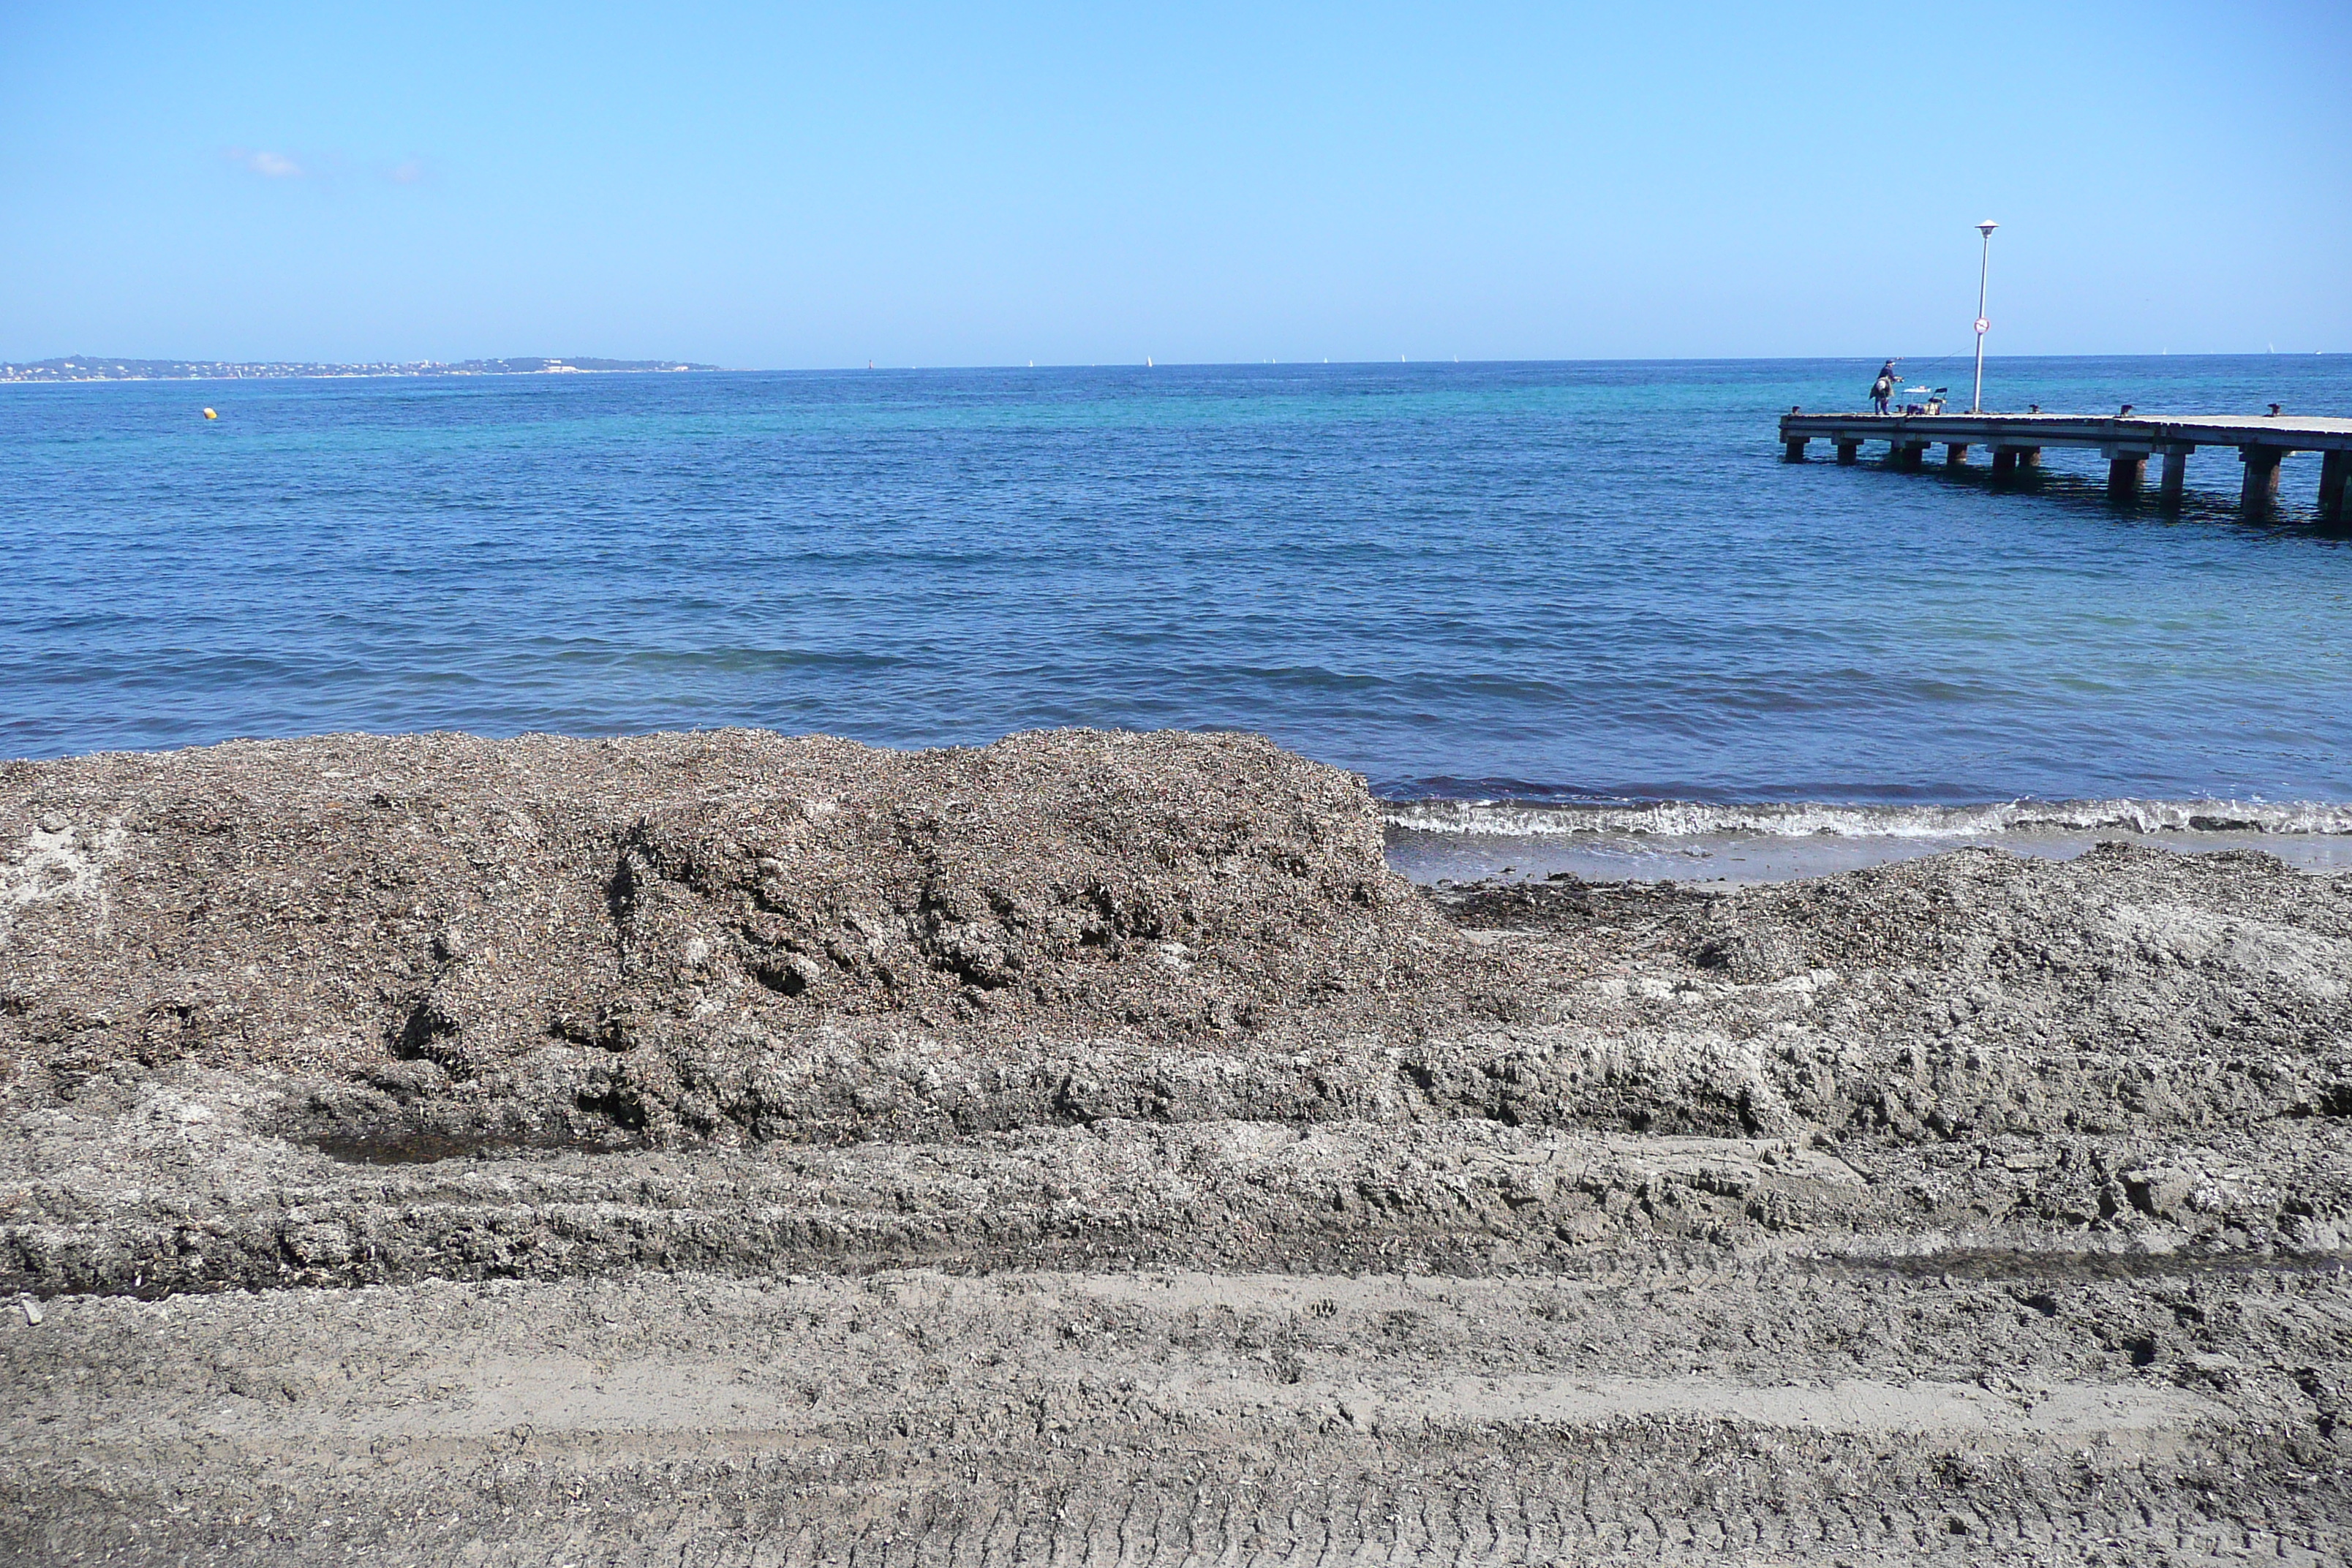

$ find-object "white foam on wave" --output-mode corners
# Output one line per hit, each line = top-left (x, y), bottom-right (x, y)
(1382, 797), (2352, 840)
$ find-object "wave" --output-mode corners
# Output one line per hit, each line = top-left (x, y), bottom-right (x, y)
(1381, 797), (2352, 840)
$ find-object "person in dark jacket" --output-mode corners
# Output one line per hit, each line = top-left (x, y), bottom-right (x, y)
(1871, 360), (1899, 415)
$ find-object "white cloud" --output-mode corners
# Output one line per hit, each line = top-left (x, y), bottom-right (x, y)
(224, 147), (306, 178)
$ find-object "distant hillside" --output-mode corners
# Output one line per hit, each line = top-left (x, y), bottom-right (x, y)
(0, 355), (725, 382)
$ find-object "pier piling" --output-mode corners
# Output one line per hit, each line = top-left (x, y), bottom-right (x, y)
(2106, 452), (2147, 500)
(2321, 450), (2350, 526)
(2240, 445), (2285, 511)
(2159, 448), (2189, 509)
(1945, 443), (1968, 467)
(1836, 440), (1860, 464)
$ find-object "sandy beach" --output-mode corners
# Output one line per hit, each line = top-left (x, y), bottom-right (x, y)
(3, 728), (2348, 1563)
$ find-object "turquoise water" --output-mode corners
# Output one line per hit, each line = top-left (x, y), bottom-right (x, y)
(5, 356), (2350, 821)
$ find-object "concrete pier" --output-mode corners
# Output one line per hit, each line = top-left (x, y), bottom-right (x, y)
(1780, 410), (2352, 520)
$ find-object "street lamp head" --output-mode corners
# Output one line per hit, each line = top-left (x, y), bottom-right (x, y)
(1977, 220), (1999, 238)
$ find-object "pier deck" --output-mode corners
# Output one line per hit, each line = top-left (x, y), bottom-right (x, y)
(1776, 410), (2352, 520)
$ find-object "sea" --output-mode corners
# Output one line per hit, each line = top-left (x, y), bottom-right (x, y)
(7, 355), (2351, 884)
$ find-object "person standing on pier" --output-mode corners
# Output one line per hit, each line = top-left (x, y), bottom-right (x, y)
(1871, 360), (1899, 415)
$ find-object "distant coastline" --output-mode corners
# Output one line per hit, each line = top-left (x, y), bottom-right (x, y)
(0, 355), (726, 382)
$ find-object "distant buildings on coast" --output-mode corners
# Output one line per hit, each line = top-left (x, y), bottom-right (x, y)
(0, 356), (720, 382)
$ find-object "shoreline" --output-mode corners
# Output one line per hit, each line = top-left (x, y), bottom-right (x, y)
(1389, 819), (2352, 886)
(15, 728), (2352, 886)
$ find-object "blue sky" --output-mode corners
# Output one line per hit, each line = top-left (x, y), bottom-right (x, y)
(4, 2), (2346, 366)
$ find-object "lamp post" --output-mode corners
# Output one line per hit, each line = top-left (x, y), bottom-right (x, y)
(1971, 220), (1998, 413)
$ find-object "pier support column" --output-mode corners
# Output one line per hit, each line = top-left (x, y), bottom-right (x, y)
(1784, 437), (1808, 462)
(1891, 441), (1927, 471)
(1835, 440), (1860, 465)
(2239, 445), (2285, 511)
(2159, 448), (2189, 509)
(1990, 448), (2018, 478)
(2317, 450), (2349, 526)
(2106, 453), (2146, 500)
(1944, 443), (1968, 468)
(2016, 447), (2041, 471)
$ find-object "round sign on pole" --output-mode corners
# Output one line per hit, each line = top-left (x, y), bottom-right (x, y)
(1975, 317), (1990, 335)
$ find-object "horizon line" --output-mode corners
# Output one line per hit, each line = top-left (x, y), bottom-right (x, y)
(3, 347), (2340, 382)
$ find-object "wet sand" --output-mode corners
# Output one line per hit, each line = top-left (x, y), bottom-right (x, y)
(1388, 823), (2352, 888)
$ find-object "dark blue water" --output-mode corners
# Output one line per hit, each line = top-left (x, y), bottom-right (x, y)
(6, 357), (2350, 808)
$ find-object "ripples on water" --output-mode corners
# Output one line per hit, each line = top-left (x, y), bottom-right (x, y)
(6, 357), (2350, 857)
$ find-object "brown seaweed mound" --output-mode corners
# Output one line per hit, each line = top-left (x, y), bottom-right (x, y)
(1, 728), (1464, 1147)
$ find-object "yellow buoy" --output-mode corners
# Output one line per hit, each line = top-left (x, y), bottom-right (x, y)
(202, 407), (217, 419)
